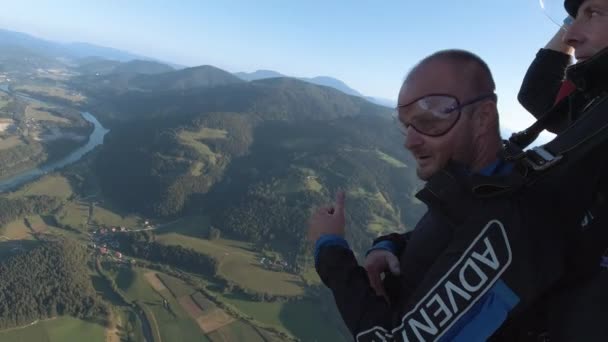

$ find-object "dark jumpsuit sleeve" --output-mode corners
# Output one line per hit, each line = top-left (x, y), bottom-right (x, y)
(367, 232), (411, 256)
(316, 198), (565, 341)
(517, 48), (572, 120)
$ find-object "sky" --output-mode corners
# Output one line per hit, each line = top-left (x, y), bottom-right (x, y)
(0, 0), (569, 133)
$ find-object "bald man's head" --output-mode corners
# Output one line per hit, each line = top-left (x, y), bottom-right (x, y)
(403, 49), (496, 101)
(397, 49), (501, 180)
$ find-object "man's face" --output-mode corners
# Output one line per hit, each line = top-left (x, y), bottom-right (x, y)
(564, 0), (608, 62)
(397, 60), (479, 180)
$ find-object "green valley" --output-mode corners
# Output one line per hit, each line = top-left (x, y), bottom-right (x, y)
(0, 29), (425, 342)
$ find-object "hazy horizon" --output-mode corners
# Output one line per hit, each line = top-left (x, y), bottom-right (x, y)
(0, 0), (565, 132)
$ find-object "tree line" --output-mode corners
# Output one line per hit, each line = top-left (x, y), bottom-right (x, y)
(0, 239), (107, 329)
(115, 231), (218, 276)
(0, 195), (61, 227)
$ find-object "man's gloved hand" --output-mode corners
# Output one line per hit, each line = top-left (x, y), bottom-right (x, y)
(364, 249), (401, 301)
(307, 191), (346, 242)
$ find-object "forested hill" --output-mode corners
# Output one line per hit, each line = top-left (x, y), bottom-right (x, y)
(70, 64), (243, 103)
(0, 239), (107, 329)
(83, 62), (422, 261)
(96, 110), (424, 261)
(78, 75), (391, 127)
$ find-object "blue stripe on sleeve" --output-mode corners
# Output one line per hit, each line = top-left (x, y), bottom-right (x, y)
(314, 234), (350, 265)
(365, 240), (397, 256)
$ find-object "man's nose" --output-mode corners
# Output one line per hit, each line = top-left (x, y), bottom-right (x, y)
(563, 19), (585, 49)
(404, 127), (424, 150)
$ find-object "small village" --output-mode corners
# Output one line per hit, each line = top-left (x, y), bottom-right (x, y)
(89, 220), (155, 265)
(88, 217), (292, 272)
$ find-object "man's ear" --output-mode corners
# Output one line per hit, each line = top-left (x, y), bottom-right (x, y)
(474, 101), (498, 134)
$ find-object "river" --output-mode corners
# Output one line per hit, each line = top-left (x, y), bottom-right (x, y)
(0, 85), (110, 192)
(1, 84), (154, 340)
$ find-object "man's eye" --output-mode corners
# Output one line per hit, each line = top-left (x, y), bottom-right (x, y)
(585, 7), (605, 18)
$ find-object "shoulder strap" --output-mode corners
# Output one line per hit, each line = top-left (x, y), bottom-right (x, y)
(507, 94), (608, 175)
(418, 94), (608, 224)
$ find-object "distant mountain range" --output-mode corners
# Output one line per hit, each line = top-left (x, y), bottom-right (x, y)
(0, 28), (171, 64)
(0, 29), (182, 69)
(235, 69), (395, 107)
(127, 65), (243, 91)
(72, 64), (244, 95)
(235, 70), (362, 96)
(77, 58), (175, 75)
(0, 28), (395, 107)
(234, 70), (285, 82)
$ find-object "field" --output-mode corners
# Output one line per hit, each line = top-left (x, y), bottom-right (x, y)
(191, 161), (204, 176)
(155, 228), (305, 296)
(0, 136), (21, 150)
(220, 294), (284, 329)
(109, 263), (275, 340)
(144, 271), (167, 292)
(271, 169), (323, 194)
(25, 104), (70, 124)
(180, 127), (227, 141)
(83, 268), (141, 342)
(0, 118), (14, 131)
(9, 175), (73, 199)
(0, 317), (105, 342)
(296, 167), (323, 192)
(178, 127), (226, 164)
(0, 219), (32, 240)
(304, 176), (323, 192)
(300, 266), (322, 285)
(25, 215), (50, 234)
(348, 187), (400, 234)
(196, 309), (234, 334)
(192, 292), (216, 311)
(55, 201), (89, 231)
(367, 213), (398, 234)
(178, 296), (204, 318)
(15, 85), (85, 103)
(113, 266), (208, 342)
(219, 293), (347, 341)
(90, 204), (141, 229)
(44, 225), (85, 241)
(208, 320), (265, 342)
(374, 149), (407, 168)
(175, 290), (237, 336)
(0, 213), (47, 255)
(156, 215), (210, 238)
(342, 147), (408, 170)
(156, 273), (194, 297)
(0, 93), (9, 109)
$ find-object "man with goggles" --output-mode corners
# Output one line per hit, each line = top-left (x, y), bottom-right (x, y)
(396, 93), (497, 138)
(310, 49), (514, 341)
(393, 92), (498, 179)
(309, 0), (608, 340)
(391, 64), (501, 182)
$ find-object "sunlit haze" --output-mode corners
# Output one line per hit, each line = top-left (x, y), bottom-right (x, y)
(1, 0), (564, 132)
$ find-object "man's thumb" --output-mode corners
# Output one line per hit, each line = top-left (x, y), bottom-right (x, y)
(387, 253), (401, 275)
(335, 190), (346, 215)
